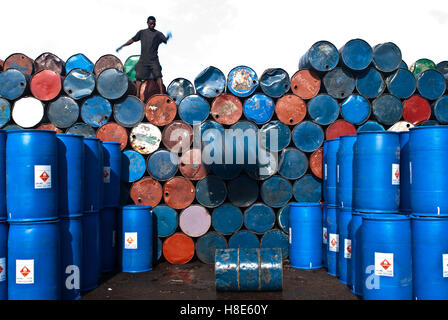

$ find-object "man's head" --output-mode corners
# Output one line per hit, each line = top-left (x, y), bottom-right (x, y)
(147, 16), (156, 30)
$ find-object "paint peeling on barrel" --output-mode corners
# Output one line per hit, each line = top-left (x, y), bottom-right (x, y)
(130, 177), (163, 207)
(3, 53), (34, 75)
(94, 54), (124, 76)
(130, 123), (162, 154)
(162, 121), (193, 153)
(96, 122), (128, 150)
(179, 148), (208, 180)
(227, 66), (258, 97)
(290, 69), (321, 100)
(34, 52), (65, 75)
(163, 177), (196, 209)
(310, 148), (323, 179)
(211, 94), (243, 125)
(275, 94), (307, 126)
(145, 94), (177, 126)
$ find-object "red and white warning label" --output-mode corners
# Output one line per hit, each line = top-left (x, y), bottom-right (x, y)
(34, 165), (51, 189)
(443, 254), (448, 278)
(0, 257), (5, 282)
(392, 164), (400, 185)
(124, 232), (138, 249)
(329, 233), (339, 252)
(323, 227), (328, 244)
(344, 239), (352, 259)
(375, 252), (394, 277)
(104, 167), (111, 183)
(16, 259), (34, 284)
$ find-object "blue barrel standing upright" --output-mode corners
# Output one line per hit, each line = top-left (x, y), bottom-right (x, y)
(322, 205), (328, 268)
(84, 137), (103, 211)
(60, 216), (82, 300)
(336, 135), (356, 208)
(7, 130), (58, 222)
(337, 207), (352, 285)
(326, 205), (339, 276)
(100, 207), (117, 273)
(81, 211), (100, 291)
(0, 131), (5, 220)
(399, 132), (411, 213)
(323, 138), (340, 205)
(0, 220), (7, 300)
(102, 142), (121, 207)
(350, 211), (363, 296)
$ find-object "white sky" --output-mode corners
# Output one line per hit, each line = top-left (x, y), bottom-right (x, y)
(1, 0), (447, 84)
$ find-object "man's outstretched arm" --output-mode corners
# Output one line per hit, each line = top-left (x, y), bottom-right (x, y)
(116, 39), (135, 53)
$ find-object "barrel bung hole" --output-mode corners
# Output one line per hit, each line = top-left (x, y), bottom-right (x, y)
(325, 65), (330, 70)
(167, 99), (171, 104)
(68, 89), (73, 94)
(20, 82), (25, 87)
(215, 89), (220, 94)
(215, 114), (220, 119)
(138, 198), (142, 203)
(180, 162), (185, 167)
(289, 118), (293, 124)
(407, 124), (411, 128)
(252, 80), (257, 85)
(165, 192), (169, 197)
(294, 85), (298, 90)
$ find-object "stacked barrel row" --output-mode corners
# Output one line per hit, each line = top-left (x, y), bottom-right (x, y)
(322, 126), (448, 300)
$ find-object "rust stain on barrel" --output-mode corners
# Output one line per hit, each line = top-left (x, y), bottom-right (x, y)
(34, 52), (65, 75)
(94, 54), (124, 76)
(211, 94), (243, 125)
(96, 122), (128, 150)
(162, 120), (193, 153)
(163, 177), (196, 209)
(145, 94), (177, 126)
(310, 148), (323, 179)
(4, 53), (34, 75)
(130, 177), (163, 207)
(179, 149), (208, 180)
(130, 123), (162, 154)
(275, 94), (307, 125)
(37, 123), (62, 133)
(290, 69), (321, 100)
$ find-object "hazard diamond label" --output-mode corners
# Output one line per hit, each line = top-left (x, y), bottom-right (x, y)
(344, 239), (352, 259)
(329, 233), (339, 252)
(16, 259), (34, 284)
(104, 167), (111, 183)
(392, 164), (400, 185)
(375, 252), (394, 277)
(34, 165), (51, 189)
(124, 232), (137, 249)
(323, 227), (328, 244)
(443, 254), (448, 278)
(0, 257), (5, 282)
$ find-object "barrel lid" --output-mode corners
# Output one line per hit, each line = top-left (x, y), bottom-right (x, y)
(410, 214), (448, 220)
(6, 129), (56, 135)
(362, 213), (410, 221)
(289, 202), (321, 207)
(339, 134), (357, 139)
(84, 136), (100, 141)
(357, 130), (399, 135)
(324, 204), (338, 208)
(56, 133), (84, 139)
(409, 125), (448, 131)
(122, 204), (152, 210)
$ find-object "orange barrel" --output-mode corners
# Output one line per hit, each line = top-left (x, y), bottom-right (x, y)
(145, 94), (177, 126)
(129, 123), (161, 155)
(179, 149), (208, 180)
(139, 80), (166, 104)
(30, 70), (61, 101)
(37, 123), (62, 133)
(162, 120), (193, 153)
(34, 52), (65, 75)
(310, 147), (323, 179)
(290, 69), (321, 100)
(12, 97), (44, 128)
(275, 94), (307, 126)
(162, 233), (195, 264)
(130, 177), (162, 207)
(3, 53), (34, 75)
(210, 94), (243, 125)
(94, 54), (124, 76)
(96, 122), (128, 151)
(179, 205), (211, 237)
(402, 95), (431, 125)
(163, 177), (195, 209)
(326, 120), (357, 140)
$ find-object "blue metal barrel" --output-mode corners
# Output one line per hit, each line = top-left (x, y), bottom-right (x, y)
(355, 68), (385, 99)
(299, 40), (339, 72)
(386, 69), (416, 99)
(323, 138), (340, 205)
(152, 205), (178, 237)
(0, 68), (28, 100)
(60, 216), (82, 300)
(81, 95), (112, 128)
(65, 53), (94, 74)
(195, 232), (227, 264)
(66, 123), (96, 138)
(399, 132), (411, 213)
(433, 96), (448, 123)
(259, 68), (290, 98)
(83, 137), (103, 211)
(244, 149), (278, 181)
(96, 68), (129, 100)
(416, 69), (446, 100)
(289, 202), (322, 269)
(243, 94), (275, 125)
(292, 121), (324, 153)
(260, 121), (291, 152)
(81, 211), (100, 291)
(194, 66), (226, 98)
(57, 134), (84, 217)
(278, 148), (308, 180)
(167, 78), (195, 105)
(113, 96), (145, 127)
(119, 205), (153, 272)
(178, 94), (210, 124)
(337, 207), (352, 285)
(322, 204), (328, 268)
(411, 215), (448, 300)
(400, 60), (409, 70)
(293, 174), (322, 202)
(357, 121), (385, 132)
(48, 96), (79, 129)
(437, 61), (448, 79)
(308, 94), (339, 126)
(340, 95), (371, 125)
(353, 131), (400, 212)
(229, 121), (258, 165)
(227, 175), (259, 207)
(100, 207), (117, 273)
(0, 98), (11, 129)
(146, 150), (178, 181)
(336, 135), (356, 208)
(372, 42), (402, 72)
(63, 68), (96, 100)
(361, 214), (412, 300)
(102, 142), (121, 207)
(261, 229), (289, 259)
(277, 204), (290, 233)
(7, 130), (58, 222)
(372, 94), (403, 126)
(409, 126), (448, 215)
(260, 176), (292, 208)
(121, 150), (146, 183)
(228, 230), (260, 249)
(227, 66), (258, 97)
(244, 203), (275, 234)
(323, 68), (355, 100)
(419, 120), (440, 126)
(0, 131), (5, 220)
(0, 221), (7, 300)
(212, 203), (243, 235)
(3, 125), (23, 131)
(349, 211), (363, 296)
(340, 38), (372, 71)
(326, 205), (338, 276)
(8, 220), (61, 300)
(196, 176), (227, 208)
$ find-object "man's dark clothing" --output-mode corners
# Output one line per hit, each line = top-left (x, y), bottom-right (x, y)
(132, 29), (167, 81)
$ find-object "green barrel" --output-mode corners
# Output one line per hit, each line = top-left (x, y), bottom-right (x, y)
(124, 55), (140, 81)
(410, 58), (436, 76)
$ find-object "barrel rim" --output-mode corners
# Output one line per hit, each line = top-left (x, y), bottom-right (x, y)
(7, 218), (60, 225)
(361, 213), (410, 221)
(102, 141), (121, 146)
(409, 125), (448, 131)
(289, 202), (321, 207)
(356, 130), (399, 136)
(410, 214), (448, 220)
(6, 129), (56, 135)
(84, 136), (100, 141)
(56, 133), (84, 139)
(122, 204), (152, 210)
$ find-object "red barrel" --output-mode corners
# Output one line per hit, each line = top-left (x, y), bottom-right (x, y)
(179, 149), (208, 180)
(210, 94), (243, 125)
(275, 94), (307, 125)
(163, 233), (195, 264)
(140, 80), (166, 104)
(145, 94), (177, 126)
(326, 120), (357, 140)
(162, 121), (193, 153)
(290, 69), (321, 99)
(37, 123), (62, 133)
(163, 177), (195, 209)
(310, 147), (323, 179)
(94, 54), (124, 76)
(30, 70), (61, 101)
(34, 52), (65, 75)
(3, 53), (34, 75)
(130, 177), (163, 207)
(402, 96), (431, 125)
(96, 122), (128, 151)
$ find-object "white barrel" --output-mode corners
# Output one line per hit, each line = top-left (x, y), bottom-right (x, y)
(179, 205), (211, 237)
(130, 123), (161, 154)
(387, 121), (414, 132)
(12, 97), (44, 128)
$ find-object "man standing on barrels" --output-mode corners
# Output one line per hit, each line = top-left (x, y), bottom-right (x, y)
(116, 16), (171, 99)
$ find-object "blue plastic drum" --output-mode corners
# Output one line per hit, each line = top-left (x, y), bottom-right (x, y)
(102, 142), (121, 207)
(336, 135), (356, 208)
(0, 221), (7, 300)
(326, 205), (339, 276)
(323, 138), (340, 205)
(350, 211), (363, 296)
(60, 216), (82, 300)
(100, 207), (117, 273)
(399, 132), (411, 213)
(83, 137), (103, 211)
(0, 131), (5, 220)
(82, 211), (100, 291)
(337, 207), (352, 285)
